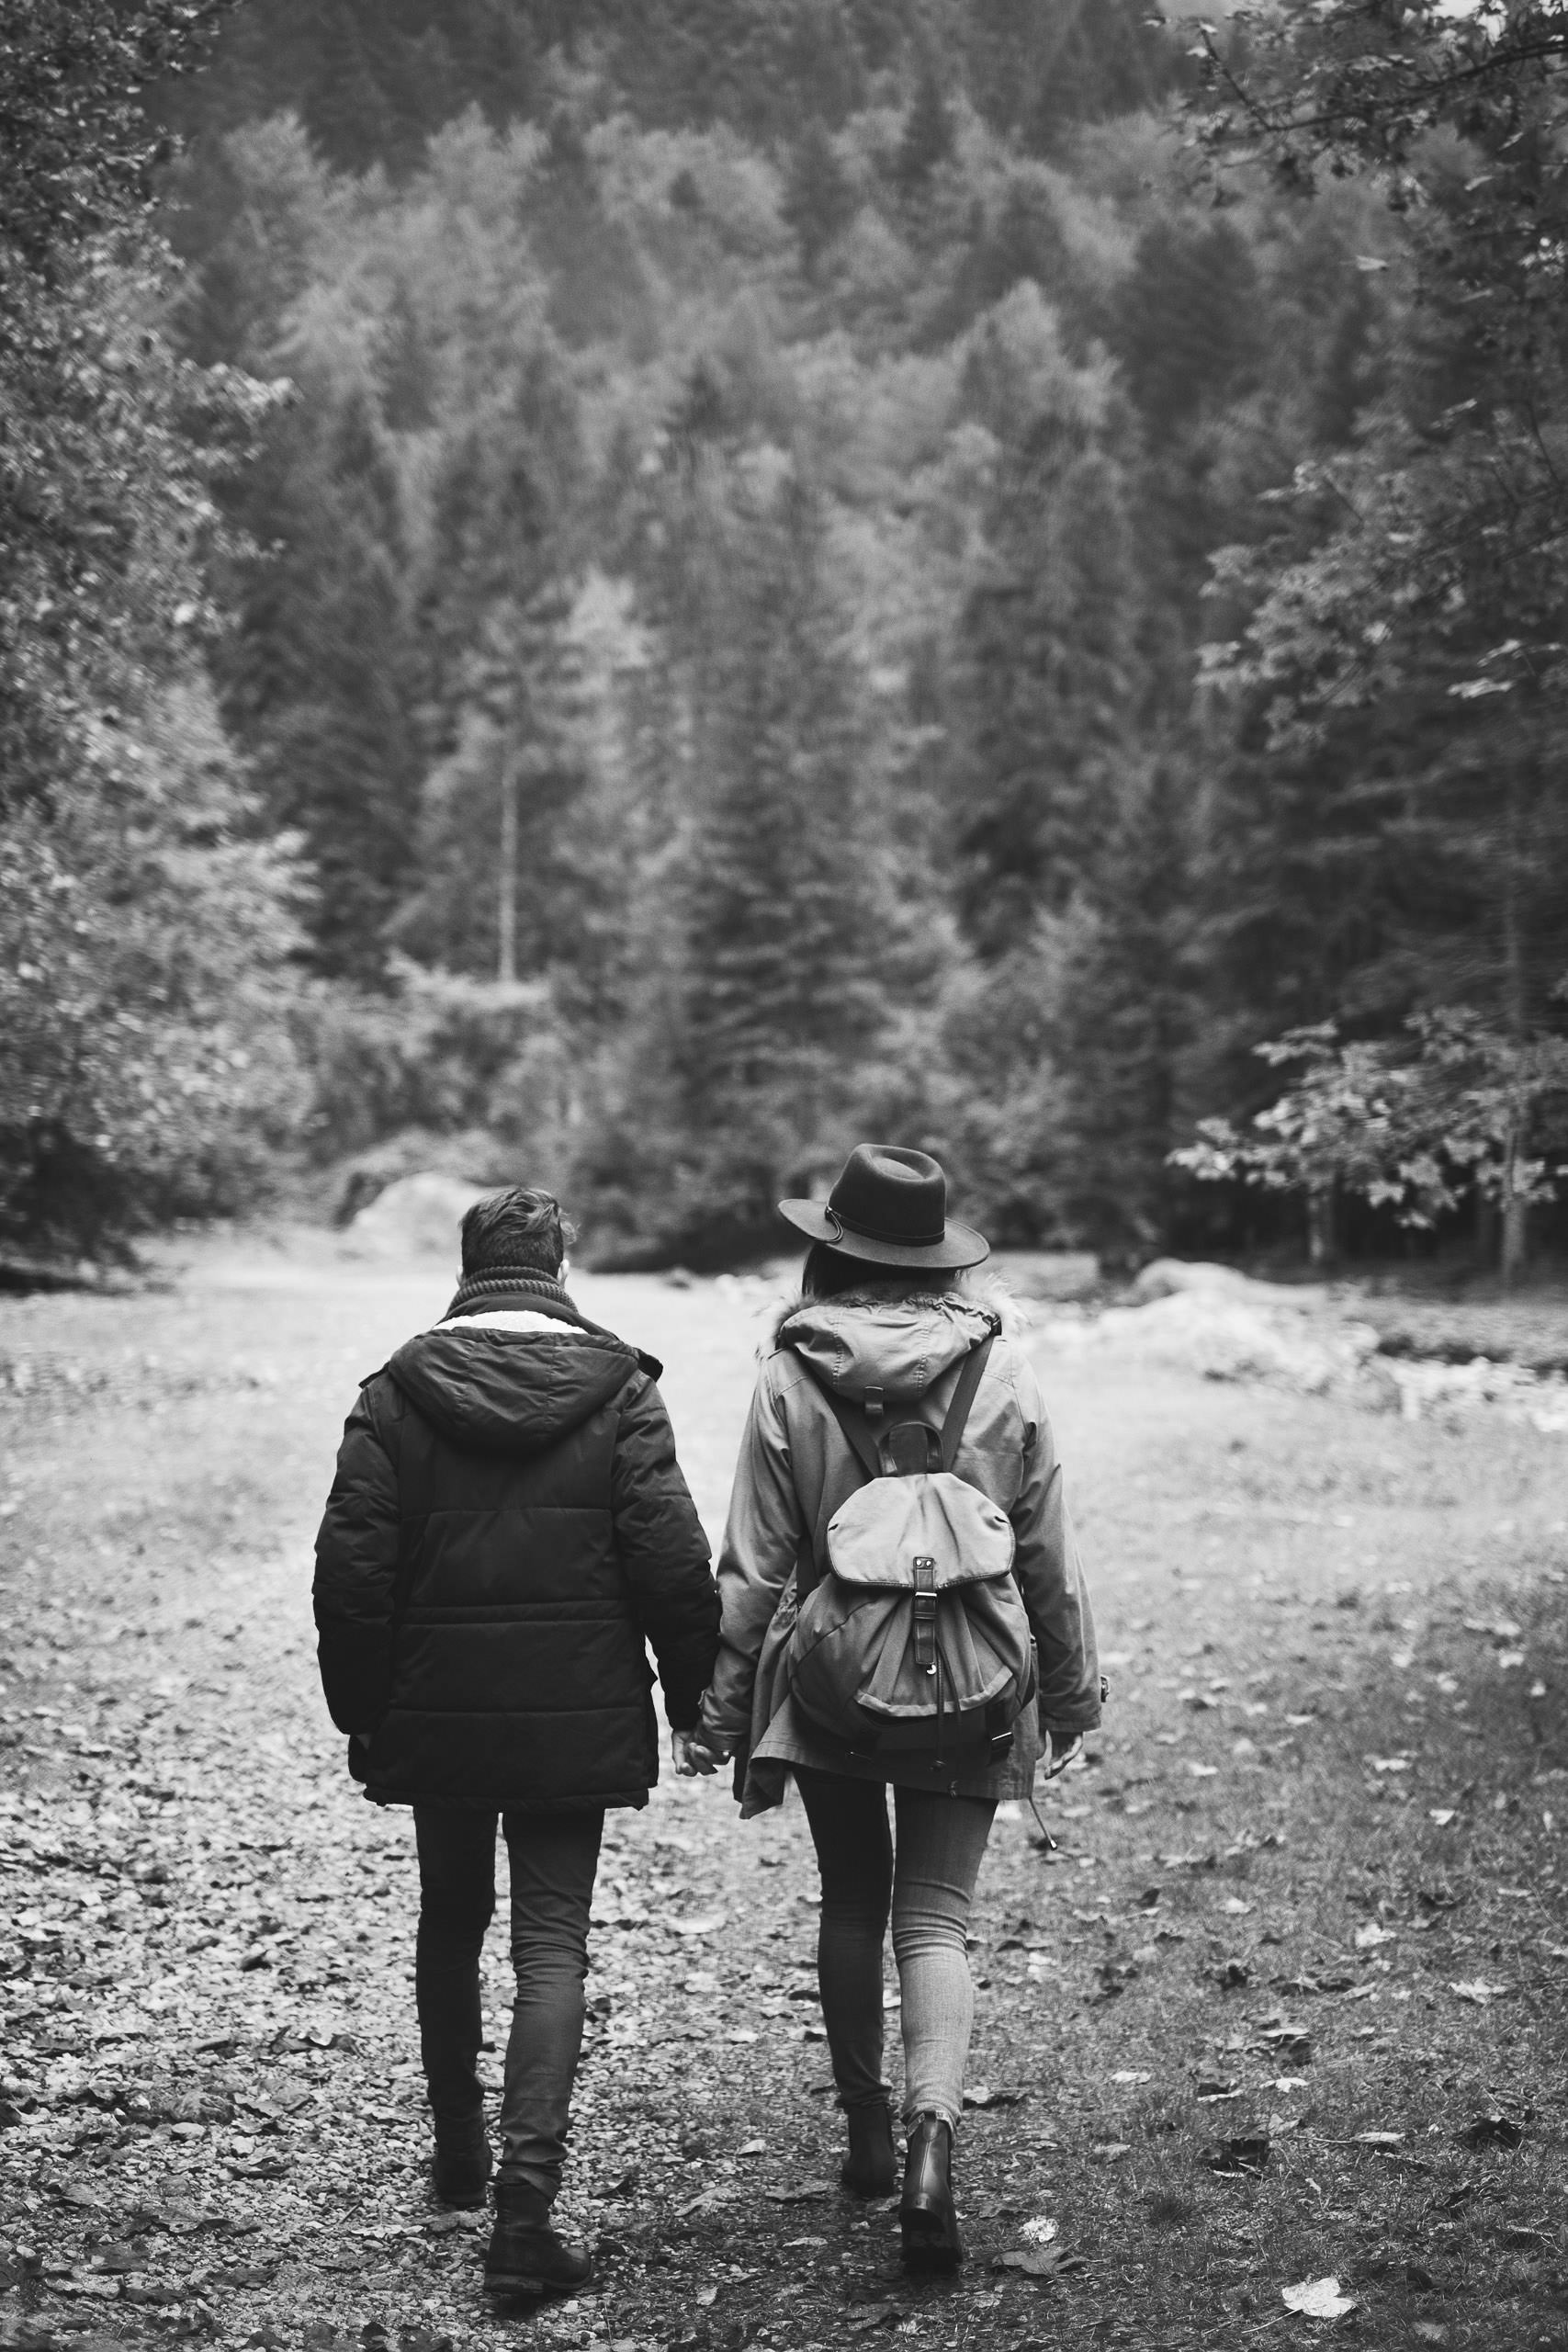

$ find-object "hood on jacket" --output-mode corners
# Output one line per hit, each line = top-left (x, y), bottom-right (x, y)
(774, 1293), (998, 1405)
(388, 1321), (646, 1458)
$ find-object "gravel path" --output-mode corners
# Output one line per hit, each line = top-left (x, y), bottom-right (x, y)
(4, 1236), (1567, 2351)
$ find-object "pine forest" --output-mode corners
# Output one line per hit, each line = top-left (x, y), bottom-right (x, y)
(6, 0), (1568, 1273)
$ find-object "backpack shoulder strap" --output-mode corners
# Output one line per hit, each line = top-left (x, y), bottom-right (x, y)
(791, 1352), (882, 1482)
(938, 1334), (995, 1473)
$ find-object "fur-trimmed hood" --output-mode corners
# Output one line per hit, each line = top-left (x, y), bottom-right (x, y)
(769, 1275), (1025, 1357)
(772, 1285), (1019, 1405)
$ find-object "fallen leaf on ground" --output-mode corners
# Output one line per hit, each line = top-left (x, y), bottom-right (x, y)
(1458, 2112), (1523, 2149)
(1203, 2133), (1270, 2176)
(1281, 2277), (1356, 2318)
(1258, 2027), (1314, 2065)
(963, 2085), (1026, 2109)
(1020, 2216), (1059, 2245)
(1450, 1981), (1511, 2005)
(995, 2247), (1065, 2278)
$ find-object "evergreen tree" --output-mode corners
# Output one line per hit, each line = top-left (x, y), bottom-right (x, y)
(591, 471), (896, 1259)
(1115, 216), (1264, 429)
(1058, 757), (1196, 1248)
(894, 48), (956, 197)
(962, 0), (1175, 152)
(953, 422), (1145, 952)
(220, 390), (422, 978)
(783, 118), (858, 272)
(393, 580), (599, 988)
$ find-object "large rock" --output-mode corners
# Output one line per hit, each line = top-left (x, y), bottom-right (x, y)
(1041, 1289), (1379, 1395)
(991, 1250), (1100, 1303)
(340, 1171), (489, 1262)
(1126, 1257), (1327, 1309)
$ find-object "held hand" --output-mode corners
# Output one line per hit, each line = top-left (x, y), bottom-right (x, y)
(1041, 1729), (1084, 1781)
(671, 1727), (729, 1778)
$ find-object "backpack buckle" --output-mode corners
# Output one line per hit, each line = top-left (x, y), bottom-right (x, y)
(912, 1555), (937, 1674)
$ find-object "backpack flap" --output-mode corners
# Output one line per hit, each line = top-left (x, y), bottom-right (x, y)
(825, 1472), (1014, 1589)
(852, 1578), (1022, 1721)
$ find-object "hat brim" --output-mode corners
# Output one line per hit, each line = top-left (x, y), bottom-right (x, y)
(777, 1198), (989, 1272)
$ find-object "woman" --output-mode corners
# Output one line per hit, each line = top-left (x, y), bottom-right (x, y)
(678, 1145), (1101, 2272)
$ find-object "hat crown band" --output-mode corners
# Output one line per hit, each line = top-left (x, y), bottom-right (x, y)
(829, 1201), (946, 1247)
(829, 1146), (947, 1246)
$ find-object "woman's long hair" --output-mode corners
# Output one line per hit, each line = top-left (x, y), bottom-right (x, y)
(798, 1243), (972, 1303)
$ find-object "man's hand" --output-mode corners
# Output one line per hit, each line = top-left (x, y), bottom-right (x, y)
(671, 1727), (729, 1777)
(1041, 1729), (1084, 1780)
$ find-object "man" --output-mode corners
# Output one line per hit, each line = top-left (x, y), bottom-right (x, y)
(312, 1187), (719, 2299)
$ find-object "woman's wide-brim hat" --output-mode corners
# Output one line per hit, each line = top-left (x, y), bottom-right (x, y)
(778, 1144), (989, 1272)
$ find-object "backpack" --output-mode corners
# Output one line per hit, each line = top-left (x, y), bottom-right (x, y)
(782, 1336), (1037, 1769)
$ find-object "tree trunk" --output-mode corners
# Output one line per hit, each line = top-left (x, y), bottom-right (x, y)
(1498, 771), (1528, 1287)
(498, 753), (517, 985)
(1500, 1119), (1529, 1291)
(1474, 1185), (1498, 1270)
(1306, 1180), (1337, 1271)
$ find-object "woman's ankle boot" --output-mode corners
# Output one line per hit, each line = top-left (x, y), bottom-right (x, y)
(483, 2180), (593, 2299)
(899, 2112), (963, 2273)
(841, 2099), (897, 2198)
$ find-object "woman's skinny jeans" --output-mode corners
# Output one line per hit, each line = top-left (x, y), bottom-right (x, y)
(794, 1770), (995, 2132)
(413, 1805), (604, 2203)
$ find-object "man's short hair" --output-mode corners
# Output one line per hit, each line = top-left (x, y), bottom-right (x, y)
(460, 1187), (577, 1278)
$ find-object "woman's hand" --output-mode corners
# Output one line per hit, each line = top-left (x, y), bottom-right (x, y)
(671, 1727), (731, 1777)
(1041, 1728), (1084, 1780)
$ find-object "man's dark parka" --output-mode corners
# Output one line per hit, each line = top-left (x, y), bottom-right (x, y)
(312, 1283), (719, 1813)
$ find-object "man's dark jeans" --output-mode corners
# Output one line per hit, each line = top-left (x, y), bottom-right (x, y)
(413, 1805), (604, 2203)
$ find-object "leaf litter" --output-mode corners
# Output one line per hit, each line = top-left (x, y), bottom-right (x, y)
(6, 1243), (1568, 2351)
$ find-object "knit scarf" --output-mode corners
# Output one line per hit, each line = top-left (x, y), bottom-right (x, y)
(444, 1270), (574, 1318)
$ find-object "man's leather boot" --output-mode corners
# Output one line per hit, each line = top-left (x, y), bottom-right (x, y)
(841, 2098), (897, 2197)
(899, 2112), (963, 2273)
(483, 2179), (593, 2298)
(431, 2124), (491, 2210)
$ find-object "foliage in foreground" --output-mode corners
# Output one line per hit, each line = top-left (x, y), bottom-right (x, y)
(1173, 1003), (1568, 1284)
(0, 0), (306, 1256)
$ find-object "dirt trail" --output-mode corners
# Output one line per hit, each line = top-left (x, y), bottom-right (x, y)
(3, 1236), (1567, 2352)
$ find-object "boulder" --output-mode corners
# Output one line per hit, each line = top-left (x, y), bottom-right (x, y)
(992, 1250), (1101, 1303)
(1129, 1258), (1262, 1306)
(340, 1171), (489, 1262)
(1040, 1290), (1379, 1395)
